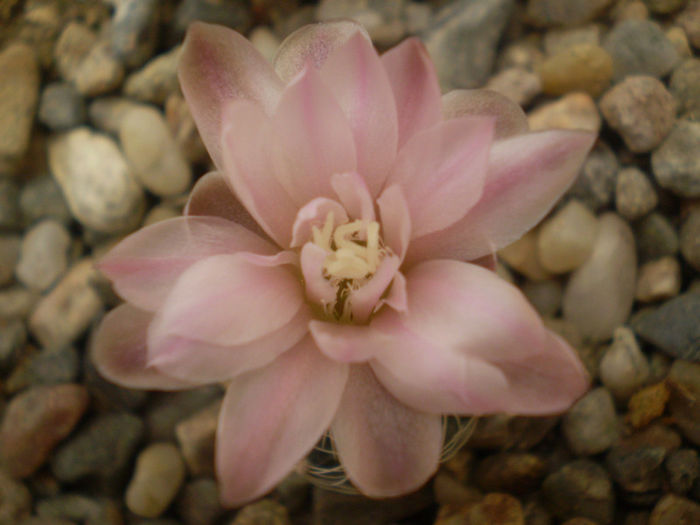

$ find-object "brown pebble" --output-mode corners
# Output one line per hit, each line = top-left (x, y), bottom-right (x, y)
(626, 382), (670, 429)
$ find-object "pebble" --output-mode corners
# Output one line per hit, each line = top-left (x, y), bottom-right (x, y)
(0, 318), (27, 373)
(599, 327), (650, 402)
(89, 97), (143, 135)
(562, 387), (621, 455)
(633, 292), (700, 361)
(543, 25), (602, 55)
(599, 76), (676, 154)
(676, 0), (700, 48)
(537, 200), (598, 274)
(230, 499), (290, 525)
(110, 0), (158, 68)
(119, 106), (192, 197)
(83, 353), (149, 412)
(615, 167), (658, 221)
(680, 209), (700, 270)
(0, 384), (89, 478)
(36, 494), (123, 525)
(275, 472), (311, 515)
(499, 229), (552, 281)
(538, 43), (613, 97)
(526, 0), (613, 26)
(54, 22), (97, 83)
(29, 259), (103, 348)
(635, 256), (682, 302)
(603, 19), (680, 82)
(665, 448), (699, 494)
(423, 0), (515, 90)
(0, 43), (40, 169)
(667, 25), (693, 58)
(0, 179), (21, 229)
(542, 460), (615, 525)
(51, 412), (144, 482)
(0, 286), (39, 321)
(636, 212), (679, 261)
(48, 127), (145, 233)
(145, 386), (223, 441)
(627, 382), (670, 429)
(563, 213), (637, 342)
(142, 204), (181, 226)
(645, 0), (688, 14)
(250, 27), (280, 63)
(666, 359), (700, 445)
(15, 220), (71, 292)
(6, 345), (80, 391)
(0, 235), (20, 286)
(38, 82), (87, 131)
(475, 453), (547, 494)
(173, 0), (252, 38)
(318, 1), (406, 48)
(568, 141), (619, 210)
(176, 478), (224, 525)
(485, 67), (541, 107)
(19, 175), (72, 225)
(126, 443), (186, 518)
(528, 92), (601, 133)
(0, 470), (31, 525)
(670, 58), (700, 120)
(164, 93), (208, 165)
(123, 46), (181, 105)
(651, 120), (700, 197)
(649, 494), (700, 525)
(521, 279), (562, 317)
(607, 442), (666, 502)
(497, 40), (544, 71)
(467, 493), (524, 525)
(175, 400), (221, 476)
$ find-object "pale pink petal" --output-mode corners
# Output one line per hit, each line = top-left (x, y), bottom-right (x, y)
(470, 251), (498, 271)
(331, 365), (442, 498)
(291, 197), (348, 248)
(381, 38), (442, 147)
(330, 172), (375, 222)
(147, 308), (311, 383)
(300, 242), (337, 308)
(370, 260), (590, 415)
(386, 117), (494, 238)
(178, 22), (283, 168)
(320, 33), (398, 197)
(90, 304), (194, 390)
(406, 130), (596, 264)
(99, 216), (276, 311)
(221, 100), (299, 248)
(377, 270), (408, 313)
(149, 253), (303, 347)
(442, 89), (528, 140)
(273, 65), (357, 206)
(217, 337), (348, 506)
(376, 184), (411, 259)
(309, 321), (379, 363)
(349, 254), (401, 323)
(274, 20), (369, 83)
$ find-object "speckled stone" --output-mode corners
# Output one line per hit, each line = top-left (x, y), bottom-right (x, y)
(35, 494), (123, 525)
(676, 1), (700, 48)
(670, 58), (700, 119)
(528, 92), (600, 132)
(649, 494), (700, 525)
(15, 220), (71, 292)
(486, 67), (542, 107)
(568, 141), (619, 210)
(636, 212), (679, 261)
(110, 0), (158, 68)
(123, 46), (181, 105)
(600, 327), (650, 402)
(626, 381), (670, 428)
(537, 200), (598, 274)
(666, 360), (700, 445)
(665, 448), (699, 494)
(606, 436), (667, 498)
(0, 470), (31, 524)
(526, 0), (613, 26)
(175, 400), (221, 476)
(651, 120), (700, 197)
(635, 256), (682, 302)
(563, 387), (621, 456)
(615, 167), (658, 221)
(538, 43), (612, 97)
(19, 175), (72, 225)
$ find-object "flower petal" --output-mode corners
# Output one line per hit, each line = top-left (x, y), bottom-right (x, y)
(406, 129), (596, 264)
(149, 253), (303, 347)
(331, 365), (442, 498)
(320, 33), (398, 196)
(178, 22), (283, 168)
(99, 216), (276, 311)
(274, 20), (369, 83)
(370, 260), (590, 415)
(300, 242), (337, 308)
(381, 38), (442, 148)
(330, 172), (375, 222)
(221, 100), (300, 248)
(217, 337), (348, 506)
(273, 65), (357, 206)
(90, 304), (194, 390)
(376, 184), (411, 260)
(309, 321), (379, 363)
(387, 117), (494, 238)
(291, 197), (348, 248)
(349, 254), (402, 323)
(442, 89), (528, 140)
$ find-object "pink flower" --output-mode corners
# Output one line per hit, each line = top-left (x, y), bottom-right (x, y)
(93, 21), (594, 505)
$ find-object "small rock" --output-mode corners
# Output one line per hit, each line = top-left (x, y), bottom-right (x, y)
(528, 92), (600, 133)
(499, 229), (552, 281)
(615, 167), (658, 221)
(633, 292), (700, 361)
(542, 460), (615, 524)
(627, 382), (671, 429)
(38, 82), (87, 131)
(83, 352), (149, 411)
(0, 318), (27, 373)
(680, 210), (700, 270)
(175, 400), (221, 476)
(405, 2), (433, 34)
(142, 204), (180, 226)
(123, 46), (181, 105)
(119, 106), (191, 197)
(7, 345), (80, 391)
(71, 40), (125, 97)
(665, 448), (699, 494)
(230, 499), (290, 525)
(670, 58), (700, 119)
(526, 0), (613, 26)
(599, 76), (676, 154)
(19, 175), (72, 225)
(676, 1), (700, 48)
(29, 259), (103, 348)
(562, 387), (621, 456)
(0, 179), (21, 229)
(651, 120), (700, 197)
(423, 0), (515, 90)
(543, 25), (602, 55)
(275, 472), (311, 515)
(563, 213), (637, 342)
(475, 453), (547, 494)
(636, 212), (679, 261)
(126, 443), (186, 518)
(15, 220), (71, 292)
(0, 235), (20, 286)
(600, 327), (650, 402)
(51, 412), (144, 482)
(645, 0), (688, 14)
(497, 40), (544, 71)
(35, 494), (122, 525)
(54, 22), (97, 84)
(603, 19), (680, 82)
(250, 27), (280, 63)
(176, 478), (224, 525)
(538, 43), (613, 97)
(666, 359), (700, 445)
(0, 384), (89, 478)
(486, 67), (542, 107)
(89, 97), (143, 135)
(666, 25), (693, 58)
(649, 494), (700, 525)
(0, 43), (40, 168)
(48, 127), (145, 233)
(467, 493), (524, 525)
(568, 141), (619, 210)
(164, 93), (208, 165)
(173, 0), (251, 38)
(0, 470), (31, 525)
(0, 286), (39, 321)
(522, 279), (562, 317)
(607, 430), (670, 495)
(110, 0), (158, 68)
(537, 200), (598, 274)
(613, 0), (650, 21)
(635, 256), (682, 302)
(145, 386), (223, 441)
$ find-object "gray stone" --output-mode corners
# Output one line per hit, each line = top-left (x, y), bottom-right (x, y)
(636, 212), (679, 261)
(83, 352), (149, 412)
(15, 220), (71, 291)
(126, 443), (186, 518)
(0, 470), (31, 525)
(48, 128), (145, 233)
(111, 0), (158, 68)
(0, 179), (21, 229)
(173, 0), (251, 39)
(667, 360), (700, 446)
(633, 292), (700, 361)
(526, 0), (613, 26)
(562, 387), (621, 456)
(0, 235), (20, 286)
(665, 448), (699, 494)
(651, 120), (700, 197)
(0, 318), (26, 373)
(522, 279), (562, 317)
(176, 478), (224, 525)
(680, 209), (700, 271)
(607, 440), (666, 498)
(615, 167), (658, 221)
(568, 141), (619, 210)
(145, 386), (223, 441)
(36, 495), (123, 525)
(38, 82), (86, 131)
(603, 19), (680, 82)
(89, 97), (142, 135)
(563, 213), (637, 342)
(20, 175), (72, 225)
(51, 412), (144, 482)
(8, 345), (80, 390)
(124, 46), (180, 105)
(317, 0), (407, 47)
(600, 327), (650, 401)
(423, 0), (514, 90)
(670, 58), (700, 120)
(599, 76), (676, 153)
